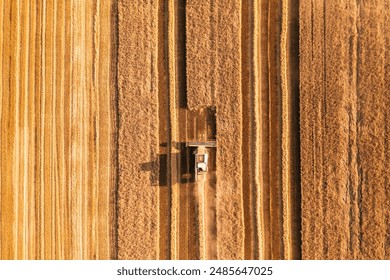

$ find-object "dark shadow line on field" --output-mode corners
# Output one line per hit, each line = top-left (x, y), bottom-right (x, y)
(177, 0), (187, 109)
(111, 0), (119, 260)
(140, 142), (195, 187)
(289, 0), (302, 260)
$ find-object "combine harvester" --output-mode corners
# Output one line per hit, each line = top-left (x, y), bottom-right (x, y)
(186, 141), (216, 182)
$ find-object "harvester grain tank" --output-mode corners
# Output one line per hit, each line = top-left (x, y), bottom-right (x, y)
(186, 141), (216, 181)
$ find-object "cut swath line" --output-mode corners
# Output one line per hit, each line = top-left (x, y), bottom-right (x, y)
(167, 0), (180, 260)
(280, 0), (291, 260)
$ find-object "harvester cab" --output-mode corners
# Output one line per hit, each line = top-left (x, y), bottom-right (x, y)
(186, 141), (216, 182)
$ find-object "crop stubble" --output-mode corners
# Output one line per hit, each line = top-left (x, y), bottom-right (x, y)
(0, 0), (115, 259)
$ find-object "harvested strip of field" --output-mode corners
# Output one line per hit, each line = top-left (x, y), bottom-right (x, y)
(0, 0), (115, 259)
(300, 0), (389, 259)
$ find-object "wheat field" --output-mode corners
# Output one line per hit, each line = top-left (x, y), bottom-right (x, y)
(0, 0), (388, 260)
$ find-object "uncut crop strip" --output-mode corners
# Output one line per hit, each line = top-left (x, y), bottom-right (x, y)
(300, 0), (389, 259)
(186, 0), (214, 110)
(0, 0), (115, 259)
(213, 0), (244, 260)
(386, 0), (390, 259)
(356, 0), (389, 259)
(117, 0), (160, 259)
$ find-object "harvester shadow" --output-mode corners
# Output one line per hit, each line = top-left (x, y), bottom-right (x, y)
(140, 142), (195, 186)
(140, 154), (167, 186)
